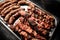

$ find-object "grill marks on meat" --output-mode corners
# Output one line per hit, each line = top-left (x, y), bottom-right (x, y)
(0, 0), (55, 40)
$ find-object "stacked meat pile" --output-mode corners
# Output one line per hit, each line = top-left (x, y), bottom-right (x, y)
(0, 0), (55, 40)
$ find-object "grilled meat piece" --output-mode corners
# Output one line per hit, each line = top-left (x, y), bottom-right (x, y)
(4, 8), (20, 21)
(0, 0), (55, 40)
(9, 12), (20, 24)
(3, 5), (19, 16)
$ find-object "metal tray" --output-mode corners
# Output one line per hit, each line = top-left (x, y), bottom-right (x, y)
(0, 0), (59, 40)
